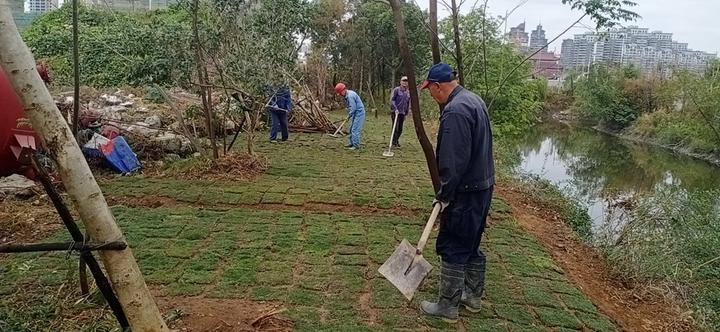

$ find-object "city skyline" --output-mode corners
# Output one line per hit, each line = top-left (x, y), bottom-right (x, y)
(415, 0), (720, 55)
(560, 26), (715, 74)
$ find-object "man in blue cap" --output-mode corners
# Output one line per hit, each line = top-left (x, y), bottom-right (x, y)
(419, 62), (495, 322)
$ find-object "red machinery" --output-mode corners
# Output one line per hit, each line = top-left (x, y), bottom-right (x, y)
(0, 66), (39, 177)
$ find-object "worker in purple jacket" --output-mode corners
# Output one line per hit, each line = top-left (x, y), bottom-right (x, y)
(389, 76), (411, 147)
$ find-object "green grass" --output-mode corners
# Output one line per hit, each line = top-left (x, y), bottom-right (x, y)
(0, 116), (617, 331)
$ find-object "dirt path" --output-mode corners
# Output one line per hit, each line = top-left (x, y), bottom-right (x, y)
(496, 184), (694, 332)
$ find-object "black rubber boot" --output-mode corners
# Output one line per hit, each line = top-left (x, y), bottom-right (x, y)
(461, 254), (486, 313)
(420, 261), (465, 323)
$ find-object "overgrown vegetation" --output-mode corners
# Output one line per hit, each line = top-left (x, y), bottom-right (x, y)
(604, 188), (720, 331)
(23, 5), (192, 87)
(440, 9), (548, 136)
(568, 61), (720, 158)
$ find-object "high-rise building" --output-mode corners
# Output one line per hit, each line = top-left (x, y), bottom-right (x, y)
(24, 0), (54, 13)
(505, 22), (562, 79)
(529, 24), (548, 52)
(561, 26), (716, 74)
(9, 0), (44, 30)
(507, 23), (529, 49)
(84, 0), (174, 11)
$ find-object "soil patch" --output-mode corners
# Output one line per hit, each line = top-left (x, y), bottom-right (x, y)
(358, 291), (379, 326)
(0, 196), (62, 244)
(496, 184), (694, 332)
(156, 296), (291, 332)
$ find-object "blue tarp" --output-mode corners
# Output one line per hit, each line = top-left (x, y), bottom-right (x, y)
(101, 136), (141, 174)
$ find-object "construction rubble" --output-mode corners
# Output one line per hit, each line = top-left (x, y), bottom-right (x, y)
(48, 86), (341, 173)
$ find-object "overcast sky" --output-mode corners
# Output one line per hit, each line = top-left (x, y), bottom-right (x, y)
(413, 0), (720, 55)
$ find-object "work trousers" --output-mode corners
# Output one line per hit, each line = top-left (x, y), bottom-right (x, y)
(348, 111), (365, 148)
(436, 187), (494, 265)
(269, 110), (289, 141)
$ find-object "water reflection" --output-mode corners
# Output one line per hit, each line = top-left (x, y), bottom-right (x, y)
(514, 122), (720, 238)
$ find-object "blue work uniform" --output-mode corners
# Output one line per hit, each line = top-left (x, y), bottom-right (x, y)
(435, 86), (495, 265)
(344, 90), (365, 148)
(268, 87), (291, 141)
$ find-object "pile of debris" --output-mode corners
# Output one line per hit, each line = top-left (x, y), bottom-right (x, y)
(289, 84), (338, 133)
(55, 89), (195, 163)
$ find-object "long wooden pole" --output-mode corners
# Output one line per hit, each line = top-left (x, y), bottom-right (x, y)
(0, 4), (168, 331)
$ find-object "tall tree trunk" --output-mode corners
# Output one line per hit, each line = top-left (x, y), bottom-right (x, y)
(359, 61), (364, 96)
(0, 6), (168, 332)
(389, 0), (440, 192)
(429, 0), (441, 64)
(450, 0), (464, 86)
(72, 0), (80, 135)
(191, 0), (218, 159)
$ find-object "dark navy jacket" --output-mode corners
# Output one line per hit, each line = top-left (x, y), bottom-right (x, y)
(274, 87), (292, 112)
(435, 86), (495, 203)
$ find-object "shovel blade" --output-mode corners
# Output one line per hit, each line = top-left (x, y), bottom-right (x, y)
(378, 239), (433, 301)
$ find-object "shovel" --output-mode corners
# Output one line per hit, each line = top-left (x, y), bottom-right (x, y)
(328, 118), (348, 137)
(382, 113), (400, 157)
(378, 204), (442, 301)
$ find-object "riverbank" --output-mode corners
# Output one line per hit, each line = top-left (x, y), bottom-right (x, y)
(511, 120), (720, 331)
(496, 178), (694, 331)
(547, 110), (720, 167)
(592, 125), (720, 167)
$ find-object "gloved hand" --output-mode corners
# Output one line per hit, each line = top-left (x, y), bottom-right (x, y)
(432, 199), (449, 212)
(394, 110), (399, 116)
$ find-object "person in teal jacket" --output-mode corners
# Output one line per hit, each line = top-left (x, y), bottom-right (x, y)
(335, 83), (365, 150)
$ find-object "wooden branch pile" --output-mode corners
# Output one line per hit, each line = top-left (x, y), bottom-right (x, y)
(289, 94), (336, 133)
(286, 76), (337, 133)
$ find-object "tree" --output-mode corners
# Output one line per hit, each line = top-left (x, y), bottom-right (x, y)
(308, 0), (430, 100)
(190, 0), (218, 158)
(429, 0), (441, 64)
(389, 0), (440, 192)
(0, 4), (168, 331)
(449, 0), (464, 85)
(175, 0), (309, 156)
(440, 9), (545, 135)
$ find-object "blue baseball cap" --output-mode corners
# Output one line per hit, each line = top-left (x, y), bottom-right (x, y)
(419, 62), (457, 89)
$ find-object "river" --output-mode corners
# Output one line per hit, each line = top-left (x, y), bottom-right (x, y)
(513, 121), (720, 241)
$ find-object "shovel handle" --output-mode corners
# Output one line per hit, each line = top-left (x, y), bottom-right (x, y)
(416, 204), (442, 254)
(332, 119), (347, 136)
(386, 113), (400, 152)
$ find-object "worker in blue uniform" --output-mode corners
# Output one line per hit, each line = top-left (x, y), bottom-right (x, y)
(268, 85), (292, 142)
(418, 63), (495, 323)
(335, 83), (365, 150)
